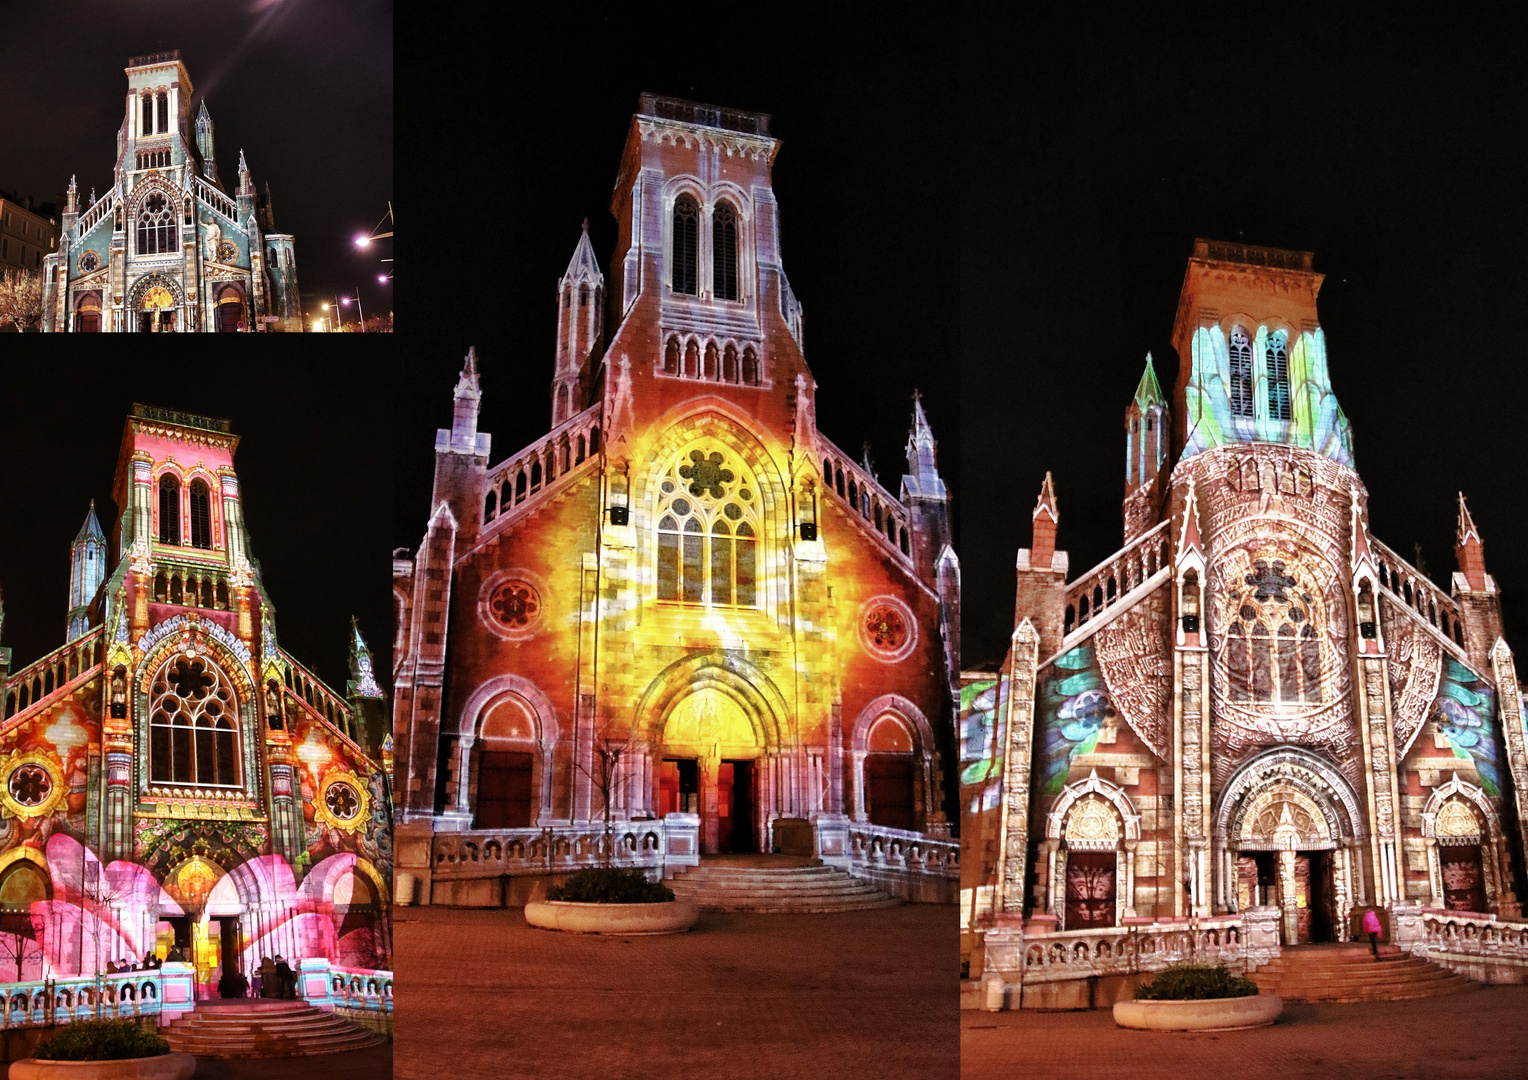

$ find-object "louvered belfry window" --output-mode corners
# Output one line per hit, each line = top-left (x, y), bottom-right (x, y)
(159, 474), (180, 544)
(713, 203), (739, 301)
(188, 479), (213, 549)
(157, 93), (168, 134)
(1266, 330), (1291, 421)
(1228, 325), (1255, 418)
(672, 196), (699, 295)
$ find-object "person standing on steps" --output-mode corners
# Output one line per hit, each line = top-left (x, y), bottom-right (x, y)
(1363, 907), (1383, 960)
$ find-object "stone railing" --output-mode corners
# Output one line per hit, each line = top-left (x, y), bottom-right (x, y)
(196, 175), (240, 227)
(1392, 904), (1528, 984)
(1062, 520), (1171, 640)
(3, 628), (105, 723)
(277, 650), (360, 745)
(844, 823), (959, 903)
(818, 436), (914, 567)
(76, 193), (115, 238)
(481, 404), (604, 532)
(1370, 539), (1468, 657)
(0, 965), (196, 1028)
(431, 818), (696, 881)
(1017, 915), (1249, 985)
(299, 959), (393, 1021)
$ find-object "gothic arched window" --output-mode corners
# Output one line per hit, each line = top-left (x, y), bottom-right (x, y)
(1225, 556), (1323, 704)
(655, 446), (761, 608)
(713, 202), (739, 301)
(158, 474), (180, 544)
(1228, 325), (1254, 418)
(136, 192), (175, 255)
(1266, 330), (1291, 421)
(141, 95), (153, 135)
(149, 657), (241, 787)
(672, 195), (699, 296)
(157, 93), (168, 134)
(188, 479), (212, 549)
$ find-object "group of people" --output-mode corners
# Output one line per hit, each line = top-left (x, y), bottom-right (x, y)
(216, 955), (298, 1000)
(105, 952), (169, 974)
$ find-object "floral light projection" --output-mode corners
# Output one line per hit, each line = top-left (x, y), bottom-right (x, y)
(959, 677), (1008, 814)
(1430, 658), (1503, 797)
(1035, 645), (1115, 800)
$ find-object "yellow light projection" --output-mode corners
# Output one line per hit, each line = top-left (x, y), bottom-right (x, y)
(662, 689), (756, 755)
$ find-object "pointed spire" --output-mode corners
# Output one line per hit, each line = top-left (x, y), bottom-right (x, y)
(560, 220), (602, 284)
(65, 175), (78, 215)
(238, 148), (248, 174)
(1179, 478), (1203, 557)
(1033, 471), (1058, 524)
(75, 500), (104, 542)
(448, 347), (485, 454)
(902, 390), (947, 501)
(1456, 492), (1488, 591)
(1133, 353), (1165, 409)
(860, 441), (877, 483)
(1030, 472), (1059, 571)
(1349, 487), (1374, 571)
(197, 98), (211, 123)
(348, 616), (383, 699)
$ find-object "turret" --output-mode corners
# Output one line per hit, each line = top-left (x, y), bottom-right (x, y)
(67, 501), (106, 641)
(1453, 492), (1502, 671)
(195, 99), (218, 185)
(433, 349), (491, 545)
(552, 221), (604, 427)
(1123, 354), (1169, 542)
(1014, 472), (1068, 662)
(347, 616), (387, 754)
(900, 391), (950, 585)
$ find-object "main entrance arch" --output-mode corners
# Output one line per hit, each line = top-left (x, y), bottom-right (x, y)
(1215, 748), (1367, 944)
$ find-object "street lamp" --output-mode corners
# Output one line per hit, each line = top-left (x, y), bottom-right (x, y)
(356, 202), (393, 248)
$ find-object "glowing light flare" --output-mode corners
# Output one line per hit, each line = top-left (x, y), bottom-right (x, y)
(354, 235), (371, 248)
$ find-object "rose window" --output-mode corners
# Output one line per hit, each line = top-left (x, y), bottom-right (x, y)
(78, 250), (99, 273)
(489, 580), (540, 629)
(864, 605), (908, 651)
(217, 240), (239, 263)
(325, 781), (360, 820)
(656, 444), (760, 607)
(8, 764), (51, 807)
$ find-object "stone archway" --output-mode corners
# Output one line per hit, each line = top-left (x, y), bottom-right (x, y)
(1215, 748), (1365, 943)
(1043, 771), (1141, 929)
(847, 695), (941, 833)
(453, 676), (560, 830)
(127, 273), (184, 333)
(1421, 774), (1503, 914)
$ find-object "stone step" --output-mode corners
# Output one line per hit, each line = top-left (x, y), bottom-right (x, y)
(669, 882), (884, 897)
(667, 862), (900, 913)
(1249, 946), (1474, 1003)
(164, 1003), (386, 1058)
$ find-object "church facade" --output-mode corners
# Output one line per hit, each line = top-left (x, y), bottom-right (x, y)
(40, 51), (301, 333)
(394, 95), (960, 906)
(968, 240), (1528, 995)
(0, 405), (390, 990)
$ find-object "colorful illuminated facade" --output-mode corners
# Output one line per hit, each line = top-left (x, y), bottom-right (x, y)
(40, 50), (301, 333)
(971, 240), (1528, 984)
(394, 95), (959, 905)
(0, 405), (389, 991)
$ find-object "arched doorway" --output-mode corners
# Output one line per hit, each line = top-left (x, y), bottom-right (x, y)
(473, 694), (537, 829)
(1217, 749), (1365, 944)
(657, 689), (760, 854)
(864, 713), (917, 831)
(215, 284), (245, 333)
(74, 291), (102, 333)
(1422, 777), (1503, 915)
(1044, 772), (1140, 929)
(0, 856), (50, 981)
(139, 285), (176, 332)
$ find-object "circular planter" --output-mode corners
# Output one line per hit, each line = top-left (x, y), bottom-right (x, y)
(9, 1053), (197, 1080)
(524, 899), (700, 935)
(1113, 993), (1282, 1031)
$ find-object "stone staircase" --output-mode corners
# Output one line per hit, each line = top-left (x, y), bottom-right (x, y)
(668, 856), (902, 914)
(1250, 943), (1477, 1003)
(164, 1000), (388, 1057)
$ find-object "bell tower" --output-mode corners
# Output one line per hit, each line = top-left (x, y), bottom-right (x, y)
(1122, 353), (1168, 542)
(552, 221), (603, 427)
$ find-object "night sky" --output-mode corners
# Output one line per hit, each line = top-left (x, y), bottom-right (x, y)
(394, 10), (958, 553)
(0, 354), (392, 699)
(0, 0), (392, 323)
(961, 12), (1528, 666)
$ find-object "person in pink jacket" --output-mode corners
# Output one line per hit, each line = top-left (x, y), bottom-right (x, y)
(1363, 907), (1383, 959)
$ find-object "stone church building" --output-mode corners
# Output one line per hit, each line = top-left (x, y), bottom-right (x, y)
(968, 240), (1528, 1002)
(394, 95), (960, 906)
(41, 51), (300, 333)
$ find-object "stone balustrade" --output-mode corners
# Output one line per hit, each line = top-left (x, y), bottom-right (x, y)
(1392, 903), (1528, 983)
(0, 966), (189, 1028)
(432, 819), (697, 883)
(845, 822), (959, 902)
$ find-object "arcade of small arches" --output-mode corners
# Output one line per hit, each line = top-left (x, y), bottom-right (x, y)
(1063, 534), (1172, 635)
(481, 424), (602, 525)
(3, 638), (104, 719)
(820, 456), (911, 557)
(1377, 558), (1467, 647)
(659, 335), (762, 387)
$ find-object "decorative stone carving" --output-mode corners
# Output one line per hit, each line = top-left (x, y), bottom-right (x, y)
(1094, 585), (1172, 759)
(1380, 596), (1444, 758)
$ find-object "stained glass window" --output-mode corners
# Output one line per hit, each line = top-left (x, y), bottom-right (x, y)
(655, 448), (760, 608)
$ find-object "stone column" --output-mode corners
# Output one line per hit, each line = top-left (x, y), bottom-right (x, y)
(994, 619), (1041, 917)
(1278, 849), (1298, 944)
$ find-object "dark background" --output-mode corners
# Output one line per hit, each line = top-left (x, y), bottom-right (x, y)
(0, 353), (392, 698)
(0, 0), (392, 322)
(961, 11), (1528, 666)
(393, 9), (959, 552)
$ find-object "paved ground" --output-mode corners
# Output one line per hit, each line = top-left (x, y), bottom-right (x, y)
(962, 984), (1528, 1079)
(395, 903), (959, 1080)
(2, 1044), (391, 1079)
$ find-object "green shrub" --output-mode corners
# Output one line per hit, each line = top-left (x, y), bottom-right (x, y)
(34, 1019), (171, 1061)
(1133, 963), (1259, 1000)
(546, 868), (675, 904)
